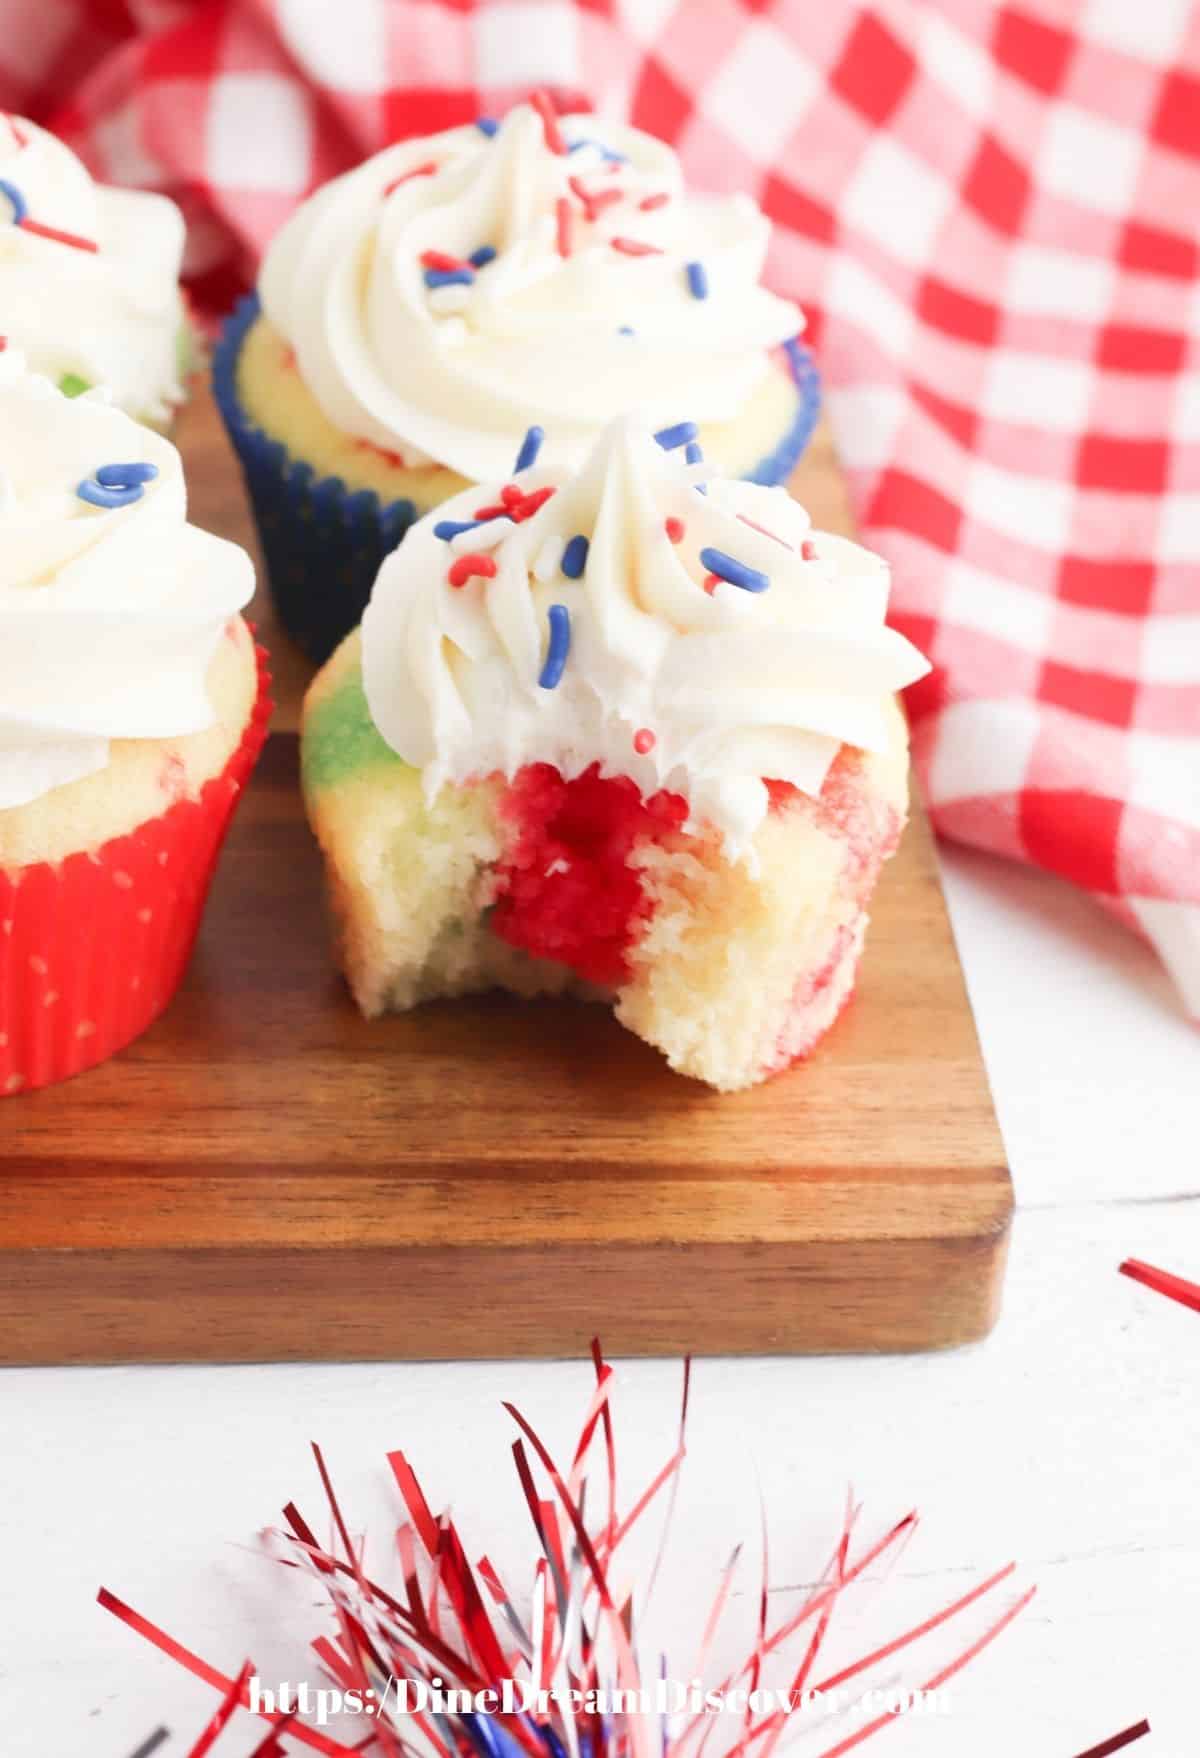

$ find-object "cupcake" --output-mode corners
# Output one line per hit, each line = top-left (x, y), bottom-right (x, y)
(0, 350), (269, 1096)
(301, 416), (927, 1091)
(216, 94), (817, 665)
(0, 112), (191, 428)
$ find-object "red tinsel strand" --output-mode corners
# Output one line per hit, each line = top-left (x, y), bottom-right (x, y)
(1119, 1258), (1200, 1314)
(1071, 1720), (1152, 1757)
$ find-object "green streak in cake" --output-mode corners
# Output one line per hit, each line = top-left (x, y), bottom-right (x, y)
(302, 665), (405, 791)
(58, 372), (91, 398)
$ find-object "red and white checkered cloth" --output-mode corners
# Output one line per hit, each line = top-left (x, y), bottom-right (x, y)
(5, 0), (1198, 1014)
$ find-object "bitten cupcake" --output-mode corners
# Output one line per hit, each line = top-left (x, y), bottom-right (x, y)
(0, 113), (191, 428)
(216, 94), (817, 665)
(0, 351), (269, 1097)
(301, 417), (927, 1091)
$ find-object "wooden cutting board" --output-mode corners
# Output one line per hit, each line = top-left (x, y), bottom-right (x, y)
(0, 388), (1011, 1364)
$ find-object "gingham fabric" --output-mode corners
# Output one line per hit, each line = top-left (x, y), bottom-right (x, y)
(4, 0), (1198, 1013)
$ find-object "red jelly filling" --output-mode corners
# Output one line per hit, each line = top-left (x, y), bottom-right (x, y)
(490, 762), (688, 986)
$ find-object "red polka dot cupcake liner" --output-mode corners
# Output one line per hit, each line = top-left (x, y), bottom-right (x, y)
(0, 643), (273, 1098)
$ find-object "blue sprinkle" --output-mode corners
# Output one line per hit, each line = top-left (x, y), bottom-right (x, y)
(686, 260), (708, 300)
(0, 178), (27, 223)
(618, 325), (635, 336)
(514, 425), (544, 472)
(95, 461), (158, 487)
(685, 439), (707, 491)
(77, 477), (144, 509)
(433, 518), (480, 541)
(424, 267), (475, 289)
(654, 420), (698, 451)
(567, 137), (626, 164)
(699, 546), (769, 593)
(469, 244), (497, 268)
(539, 604), (571, 690)
(476, 117), (500, 137)
(561, 534), (589, 579)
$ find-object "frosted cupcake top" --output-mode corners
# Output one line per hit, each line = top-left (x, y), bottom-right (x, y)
(0, 350), (253, 811)
(259, 98), (802, 482)
(362, 416), (929, 854)
(0, 115), (187, 425)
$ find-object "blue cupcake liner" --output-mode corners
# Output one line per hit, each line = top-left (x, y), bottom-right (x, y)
(213, 296), (821, 666)
(213, 293), (423, 666)
(743, 336), (822, 487)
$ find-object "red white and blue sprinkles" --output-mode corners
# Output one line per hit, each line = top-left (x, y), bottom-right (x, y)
(414, 96), (728, 352)
(539, 604), (571, 689)
(0, 174), (97, 251)
(429, 406), (795, 697)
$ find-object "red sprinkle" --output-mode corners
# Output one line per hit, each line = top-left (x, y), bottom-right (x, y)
(531, 90), (566, 155)
(567, 174), (596, 221)
(448, 553), (498, 588)
(703, 573), (721, 594)
(473, 502), (509, 521)
(19, 218), (98, 253)
(664, 517), (685, 543)
(633, 729), (656, 755)
(610, 236), (663, 257)
(638, 192), (670, 211)
(511, 485), (556, 522)
(738, 513), (789, 548)
(500, 484), (526, 509)
(568, 176), (623, 224)
(384, 161), (438, 193)
(420, 248), (472, 272)
(801, 538), (818, 560)
(555, 196), (573, 259)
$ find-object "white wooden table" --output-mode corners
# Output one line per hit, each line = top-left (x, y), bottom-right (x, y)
(3, 843), (1198, 1757)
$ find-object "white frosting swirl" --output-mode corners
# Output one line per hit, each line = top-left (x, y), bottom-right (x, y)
(0, 351), (254, 811)
(362, 416), (929, 854)
(0, 115), (187, 424)
(260, 104), (802, 481)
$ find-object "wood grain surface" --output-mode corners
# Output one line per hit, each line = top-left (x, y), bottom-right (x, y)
(0, 387), (1011, 1363)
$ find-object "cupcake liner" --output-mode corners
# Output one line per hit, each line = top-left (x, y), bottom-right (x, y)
(743, 337), (822, 487)
(0, 642), (273, 1097)
(214, 295), (422, 666)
